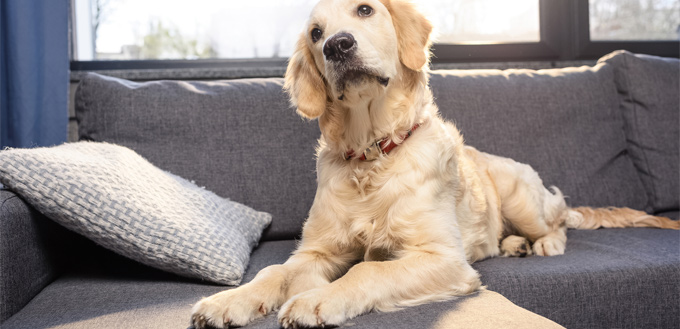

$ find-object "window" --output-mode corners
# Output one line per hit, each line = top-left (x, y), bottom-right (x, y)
(575, 0), (679, 60)
(70, 0), (679, 71)
(419, 1), (540, 44)
(589, 0), (680, 41)
(73, 0), (315, 60)
(73, 0), (542, 61)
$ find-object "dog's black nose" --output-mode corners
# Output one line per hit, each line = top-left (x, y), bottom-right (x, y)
(323, 33), (356, 62)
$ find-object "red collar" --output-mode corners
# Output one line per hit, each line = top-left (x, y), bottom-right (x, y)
(344, 124), (420, 161)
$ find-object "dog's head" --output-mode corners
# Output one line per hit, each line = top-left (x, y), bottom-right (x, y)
(284, 0), (433, 120)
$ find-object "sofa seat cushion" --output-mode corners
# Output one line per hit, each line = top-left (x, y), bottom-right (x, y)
(1, 240), (561, 329)
(430, 65), (647, 210)
(599, 50), (680, 213)
(4, 228), (678, 329)
(475, 227), (680, 329)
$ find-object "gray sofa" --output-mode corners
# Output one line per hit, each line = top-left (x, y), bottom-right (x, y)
(1, 50), (678, 329)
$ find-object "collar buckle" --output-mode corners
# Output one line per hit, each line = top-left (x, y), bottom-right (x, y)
(362, 139), (385, 161)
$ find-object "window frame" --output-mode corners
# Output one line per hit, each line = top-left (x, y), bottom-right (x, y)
(69, 0), (680, 72)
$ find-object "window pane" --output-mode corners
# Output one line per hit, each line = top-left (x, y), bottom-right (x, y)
(590, 0), (680, 41)
(74, 0), (540, 61)
(74, 0), (316, 60)
(416, 0), (540, 44)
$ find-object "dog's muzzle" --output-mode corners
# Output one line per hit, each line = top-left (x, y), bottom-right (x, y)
(323, 33), (356, 62)
(324, 32), (390, 100)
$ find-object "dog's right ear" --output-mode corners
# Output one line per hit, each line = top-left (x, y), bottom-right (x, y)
(284, 34), (328, 119)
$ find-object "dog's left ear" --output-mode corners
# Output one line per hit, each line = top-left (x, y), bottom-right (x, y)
(284, 34), (328, 119)
(384, 0), (433, 71)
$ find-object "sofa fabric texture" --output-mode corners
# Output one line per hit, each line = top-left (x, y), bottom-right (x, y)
(429, 64), (647, 210)
(0, 190), (73, 322)
(0, 142), (271, 285)
(3, 228), (676, 329)
(599, 50), (680, 213)
(76, 74), (319, 241)
(74, 63), (654, 239)
(1, 51), (677, 328)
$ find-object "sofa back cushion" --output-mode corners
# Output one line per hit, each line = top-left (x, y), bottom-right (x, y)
(430, 64), (647, 210)
(599, 50), (679, 214)
(76, 73), (317, 241)
(77, 60), (652, 241)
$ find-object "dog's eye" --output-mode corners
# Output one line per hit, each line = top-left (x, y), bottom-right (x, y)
(311, 28), (323, 43)
(358, 5), (373, 17)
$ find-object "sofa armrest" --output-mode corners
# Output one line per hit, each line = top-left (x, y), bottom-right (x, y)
(0, 189), (72, 323)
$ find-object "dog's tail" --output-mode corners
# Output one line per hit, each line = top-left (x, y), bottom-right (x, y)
(565, 207), (679, 230)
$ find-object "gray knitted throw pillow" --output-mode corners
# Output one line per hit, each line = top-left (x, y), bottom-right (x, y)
(0, 142), (271, 285)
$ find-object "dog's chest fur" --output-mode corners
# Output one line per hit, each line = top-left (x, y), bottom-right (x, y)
(345, 164), (402, 260)
(317, 128), (460, 261)
(314, 160), (409, 257)
(312, 120), (503, 263)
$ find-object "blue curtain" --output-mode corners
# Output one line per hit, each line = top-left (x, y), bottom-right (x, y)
(0, 0), (69, 149)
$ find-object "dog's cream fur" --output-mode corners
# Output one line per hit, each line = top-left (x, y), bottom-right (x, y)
(191, 1), (678, 328)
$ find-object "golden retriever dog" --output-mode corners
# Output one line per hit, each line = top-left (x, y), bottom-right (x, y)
(191, 0), (679, 328)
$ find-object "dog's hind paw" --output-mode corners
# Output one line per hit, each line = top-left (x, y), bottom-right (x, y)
(500, 235), (532, 257)
(533, 235), (566, 256)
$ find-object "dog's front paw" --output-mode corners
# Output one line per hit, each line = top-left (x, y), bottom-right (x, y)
(278, 288), (352, 328)
(190, 287), (276, 329)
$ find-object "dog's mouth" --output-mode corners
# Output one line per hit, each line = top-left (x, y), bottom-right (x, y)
(334, 67), (390, 100)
